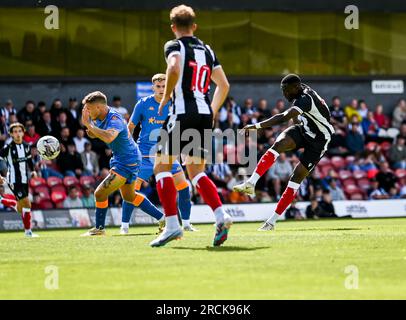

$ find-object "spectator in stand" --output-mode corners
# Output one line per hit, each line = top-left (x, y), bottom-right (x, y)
(63, 186), (83, 208)
(23, 125), (40, 146)
(241, 98), (258, 123)
(389, 186), (400, 199)
(207, 158), (233, 189)
(32, 146), (64, 179)
(319, 190), (337, 217)
(376, 161), (397, 193)
(361, 111), (379, 139)
(267, 152), (292, 200)
(345, 99), (361, 122)
(17, 100), (36, 125)
(389, 135), (406, 169)
(33, 101), (47, 126)
(99, 147), (112, 171)
(50, 98), (68, 123)
(373, 104), (390, 129)
(81, 185), (95, 208)
(327, 177), (346, 201)
(399, 122), (406, 140)
(1, 99), (17, 125)
(60, 127), (74, 148)
(330, 96), (347, 129)
(73, 128), (89, 153)
(358, 99), (369, 119)
(111, 96), (129, 120)
(392, 99), (406, 129)
(285, 200), (303, 220)
(57, 144), (85, 177)
(305, 196), (322, 219)
(346, 121), (364, 155)
(368, 178), (389, 200)
(37, 111), (54, 137)
(81, 142), (99, 176)
(0, 115), (8, 149)
(67, 97), (81, 132)
(257, 98), (271, 121)
(52, 111), (70, 138)
(275, 99), (285, 113)
(348, 114), (364, 135)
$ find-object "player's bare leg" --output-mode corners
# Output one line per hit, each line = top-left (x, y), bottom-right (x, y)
(234, 131), (296, 196)
(82, 172), (125, 236)
(150, 154), (183, 247)
(258, 162), (310, 231)
(173, 171), (196, 232)
(17, 197), (38, 238)
(186, 156), (232, 246)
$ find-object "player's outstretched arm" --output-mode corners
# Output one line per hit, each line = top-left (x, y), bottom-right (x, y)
(211, 67), (230, 117)
(239, 107), (300, 134)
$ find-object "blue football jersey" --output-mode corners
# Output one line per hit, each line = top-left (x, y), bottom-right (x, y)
(95, 107), (141, 165)
(129, 95), (171, 156)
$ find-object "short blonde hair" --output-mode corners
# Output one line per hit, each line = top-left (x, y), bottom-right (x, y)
(82, 91), (107, 105)
(170, 5), (195, 29)
(152, 73), (166, 83)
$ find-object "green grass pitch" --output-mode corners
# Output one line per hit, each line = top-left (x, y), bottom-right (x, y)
(1, 218), (406, 299)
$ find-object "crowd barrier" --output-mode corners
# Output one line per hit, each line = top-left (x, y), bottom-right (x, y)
(1, 200), (406, 231)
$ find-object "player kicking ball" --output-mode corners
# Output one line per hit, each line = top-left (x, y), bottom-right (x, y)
(150, 5), (232, 247)
(121, 73), (197, 235)
(234, 74), (334, 231)
(80, 91), (165, 236)
(0, 123), (38, 237)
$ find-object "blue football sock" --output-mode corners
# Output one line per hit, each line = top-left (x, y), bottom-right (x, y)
(95, 207), (108, 229)
(139, 197), (164, 221)
(178, 186), (192, 221)
(122, 201), (135, 224)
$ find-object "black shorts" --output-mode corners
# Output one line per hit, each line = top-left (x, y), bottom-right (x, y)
(284, 125), (330, 172)
(157, 113), (213, 159)
(8, 183), (29, 201)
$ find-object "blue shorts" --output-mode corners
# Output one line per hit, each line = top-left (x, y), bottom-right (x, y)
(110, 158), (140, 184)
(138, 156), (183, 182)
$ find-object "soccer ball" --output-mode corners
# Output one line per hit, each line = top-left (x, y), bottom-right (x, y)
(37, 135), (61, 160)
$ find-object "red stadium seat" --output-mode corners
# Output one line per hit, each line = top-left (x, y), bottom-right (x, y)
(80, 176), (96, 186)
(318, 157), (331, 166)
(63, 176), (79, 187)
(51, 190), (66, 204)
(395, 169), (406, 179)
(51, 185), (66, 194)
(353, 170), (367, 179)
(357, 178), (371, 191)
(331, 156), (345, 170)
(47, 176), (63, 188)
(344, 184), (361, 194)
(342, 178), (357, 188)
(34, 186), (50, 200)
(338, 170), (352, 180)
(29, 177), (47, 188)
(39, 199), (54, 209)
(350, 192), (364, 200)
(345, 155), (356, 165)
(320, 165), (335, 177)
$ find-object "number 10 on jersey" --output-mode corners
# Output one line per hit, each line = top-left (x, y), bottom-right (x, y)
(189, 61), (211, 94)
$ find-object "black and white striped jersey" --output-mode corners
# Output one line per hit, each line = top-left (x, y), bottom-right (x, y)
(164, 36), (221, 115)
(0, 142), (33, 184)
(291, 84), (335, 142)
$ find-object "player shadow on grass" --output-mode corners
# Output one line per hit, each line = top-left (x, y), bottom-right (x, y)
(283, 227), (363, 232)
(171, 246), (270, 252)
(111, 233), (156, 237)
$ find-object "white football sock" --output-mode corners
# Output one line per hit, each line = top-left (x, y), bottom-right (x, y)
(166, 215), (180, 231)
(247, 172), (261, 185)
(182, 219), (191, 227)
(121, 222), (129, 229)
(266, 212), (280, 225)
(214, 206), (226, 224)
